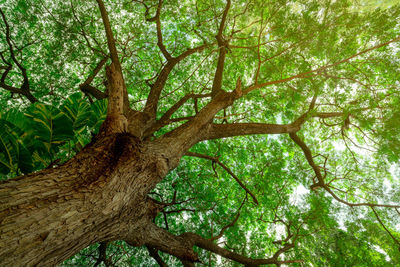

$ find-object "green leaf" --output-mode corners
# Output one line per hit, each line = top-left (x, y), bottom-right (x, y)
(61, 92), (93, 134)
(0, 120), (33, 175)
(25, 103), (74, 160)
(89, 99), (108, 133)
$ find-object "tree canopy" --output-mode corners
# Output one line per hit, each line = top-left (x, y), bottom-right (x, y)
(1, 0), (400, 266)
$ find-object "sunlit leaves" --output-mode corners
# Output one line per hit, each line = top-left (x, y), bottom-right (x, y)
(1, 0), (400, 265)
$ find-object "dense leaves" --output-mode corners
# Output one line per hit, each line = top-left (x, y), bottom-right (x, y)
(1, 0), (400, 265)
(0, 93), (105, 176)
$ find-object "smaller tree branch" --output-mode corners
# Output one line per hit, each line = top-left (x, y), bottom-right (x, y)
(150, 0), (171, 60)
(290, 132), (400, 209)
(93, 242), (111, 267)
(370, 207), (400, 248)
(186, 233), (301, 266)
(143, 46), (209, 121)
(185, 151), (258, 205)
(79, 56), (109, 100)
(210, 196), (246, 241)
(289, 132), (325, 188)
(144, 93), (211, 137)
(0, 8), (37, 103)
(147, 246), (168, 267)
(243, 36), (400, 95)
(134, 0), (212, 122)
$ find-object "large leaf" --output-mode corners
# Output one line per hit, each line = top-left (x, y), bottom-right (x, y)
(24, 103), (74, 160)
(61, 92), (93, 134)
(0, 119), (33, 175)
(89, 99), (108, 134)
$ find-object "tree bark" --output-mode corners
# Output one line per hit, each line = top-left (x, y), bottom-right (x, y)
(0, 133), (170, 266)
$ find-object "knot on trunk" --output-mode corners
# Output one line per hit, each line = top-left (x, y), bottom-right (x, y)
(108, 132), (142, 167)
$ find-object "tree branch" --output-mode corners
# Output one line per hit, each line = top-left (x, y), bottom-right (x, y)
(243, 36), (400, 95)
(187, 233), (300, 266)
(131, 223), (199, 262)
(204, 123), (299, 140)
(135, 223), (300, 266)
(154, 90), (239, 160)
(141, 0), (210, 121)
(79, 56), (108, 100)
(289, 132), (325, 188)
(93, 242), (111, 267)
(143, 48), (209, 122)
(147, 246), (168, 267)
(0, 8), (37, 103)
(150, 0), (171, 60)
(290, 132), (400, 208)
(211, 0), (231, 98)
(203, 108), (350, 140)
(210, 196), (246, 241)
(95, 0), (120, 69)
(370, 207), (400, 248)
(144, 93), (211, 137)
(184, 151), (258, 205)
(96, 0), (128, 134)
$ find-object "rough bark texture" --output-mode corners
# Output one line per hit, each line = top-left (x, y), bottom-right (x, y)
(3, 0), (395, 265)
(0, 1), (291, 264)
(0, 133), (172, 266)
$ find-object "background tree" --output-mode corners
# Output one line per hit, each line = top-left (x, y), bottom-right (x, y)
(0, 0), (400, 266)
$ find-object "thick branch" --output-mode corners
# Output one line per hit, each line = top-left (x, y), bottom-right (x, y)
(138, 224), (300, 266)
(96, 0), (128, 134)
(132, 223), (199, 262)
(188, 233), (300, 266)
(211, 0), (231, 98)
(205, 123), (299, 140)
(203, 109), (348, 140)
(95, 0), (120, 69)
(155, 91), (239, 159)
(80, 84), (107, 100)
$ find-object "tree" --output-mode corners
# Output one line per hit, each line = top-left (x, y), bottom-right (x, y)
(0, 0), (400, 265)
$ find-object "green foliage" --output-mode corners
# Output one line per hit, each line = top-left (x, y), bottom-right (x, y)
(0, 119), (32, 176)
(0, 93), (106, 176)
(1, 0), (400, 265)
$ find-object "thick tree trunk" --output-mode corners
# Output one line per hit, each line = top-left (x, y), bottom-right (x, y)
(0, 133), (170, 266)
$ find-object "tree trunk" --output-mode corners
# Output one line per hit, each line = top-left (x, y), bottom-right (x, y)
(0, 133), (171, 266)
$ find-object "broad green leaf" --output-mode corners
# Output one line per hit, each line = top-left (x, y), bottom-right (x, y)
(61, 92), (93, 134)
(90, 99), (108, 133)
(0, 120), (33, 175)
(24, 103), (74, 160)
